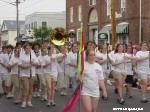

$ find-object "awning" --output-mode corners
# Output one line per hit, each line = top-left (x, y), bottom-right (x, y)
(99, 25), (111, 34)
(99, 23), (129, 34)
(116, 24), (129, 34)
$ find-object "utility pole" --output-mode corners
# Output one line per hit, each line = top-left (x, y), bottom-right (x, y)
(16, 0), (19, 42)
(1, 0), (25, 42)
(111, 0), (116, 47)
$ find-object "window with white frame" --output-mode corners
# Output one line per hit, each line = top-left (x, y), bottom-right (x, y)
(70, 7), (73, 23)
(107, 0), (111, 16)
(121, 0), (126, 12)
(78, 5), (82, 21)
(89, 0), (96, 6)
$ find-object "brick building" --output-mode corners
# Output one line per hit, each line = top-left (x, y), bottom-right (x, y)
(66, 0), (150, 45)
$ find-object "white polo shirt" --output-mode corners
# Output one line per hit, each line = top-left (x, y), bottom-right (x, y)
(68, 51), (77, 77)
(136, 51), (150, 74)
(18, 53), (38, 77)
(9, 55), (19, 74)
(81, 61), (104, 97)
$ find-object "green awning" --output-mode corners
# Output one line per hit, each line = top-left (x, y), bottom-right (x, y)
(99, 24), (129, 34)
(99, 26), (111, 34)
(116, 24), (129, 34)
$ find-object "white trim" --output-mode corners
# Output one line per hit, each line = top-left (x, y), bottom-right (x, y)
(78, 5), (82, 21)
(107, 0), (111, 16)
(70, 7), (73, 23)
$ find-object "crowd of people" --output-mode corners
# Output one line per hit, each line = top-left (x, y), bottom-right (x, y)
(0, 40), (150, 112)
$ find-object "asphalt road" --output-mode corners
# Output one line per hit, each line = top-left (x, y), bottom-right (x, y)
(0, 84), (150, 112)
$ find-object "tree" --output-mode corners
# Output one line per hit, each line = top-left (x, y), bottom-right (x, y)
(33, 26), (52, 44)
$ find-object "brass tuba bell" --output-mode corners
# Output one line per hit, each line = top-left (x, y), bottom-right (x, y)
(50, 27), (68, 46)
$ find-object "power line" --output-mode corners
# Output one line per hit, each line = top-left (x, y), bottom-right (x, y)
(0, 0), (43, 19)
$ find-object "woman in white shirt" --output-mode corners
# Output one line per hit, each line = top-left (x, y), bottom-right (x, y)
(135, 42), (150, 103)
(111, 43), (126, 104)
(97, 45), (110, 86)
(43, 46), (64, 106)
(57, 45), (70, 96)
(37, 48), (47, 101)
(68, 43), (78, 91)
(8, 47), (20, 104)
(18, 44), (38, 108)
(79, 49), (107, 112)
(124, 45), (134, 98)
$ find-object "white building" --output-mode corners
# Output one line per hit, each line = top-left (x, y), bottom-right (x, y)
(0, 20), (25, 46)
(23, 11), (66, 41)
(25, 11), (66, 29)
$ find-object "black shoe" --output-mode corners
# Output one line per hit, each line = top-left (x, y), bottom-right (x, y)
(69, 84), (72, 88)
(0, 93), (3, 98)
(117, 98), (125, 104)
(114, 88), (118, 94)
(4, 92), (7, 95)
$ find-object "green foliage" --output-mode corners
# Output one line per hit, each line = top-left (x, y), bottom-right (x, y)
(33, 26), (52, 44)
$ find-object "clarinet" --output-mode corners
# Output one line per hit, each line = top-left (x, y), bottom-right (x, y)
(30, 52), (32, 78)
(123, 43), (126, 69)
(106, 43), (109, 70)
(149, 47), (150, 68)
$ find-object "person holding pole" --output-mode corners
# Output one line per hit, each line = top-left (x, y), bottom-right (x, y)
(79, 49), (107, 112)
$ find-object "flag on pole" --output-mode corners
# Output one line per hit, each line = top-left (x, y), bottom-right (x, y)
(62, 23), (84, 112)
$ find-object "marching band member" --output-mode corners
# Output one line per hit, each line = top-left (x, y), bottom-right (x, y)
(68, 42), (78, 91)
(57, 45), (70, 96)
(79, 49), (107, 112)
(97, 45), (110, 89)
(0, 46), (7, 97)
(135, 42), (150, 103)
(124, 45), (134, 98)
(32, 42), (41, 98)
(43, 46), (64, 106)
(18, 44), (38, 108)
(111, 43), (126, 104)
(37, 48), (47, 101)
(0, 45), (13, 99)
(85, 41), (103, 61)
(8, 47), (20, 104)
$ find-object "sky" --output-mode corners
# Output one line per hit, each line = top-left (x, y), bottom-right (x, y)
(0, 0), (66, 24)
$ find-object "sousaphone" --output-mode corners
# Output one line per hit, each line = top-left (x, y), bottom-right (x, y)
(50, 27), (68, 46)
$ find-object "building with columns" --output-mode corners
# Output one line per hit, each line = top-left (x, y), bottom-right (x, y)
(66, 0), (150, 45)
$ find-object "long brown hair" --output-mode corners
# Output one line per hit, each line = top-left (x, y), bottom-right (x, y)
(114, 43), (123, 53)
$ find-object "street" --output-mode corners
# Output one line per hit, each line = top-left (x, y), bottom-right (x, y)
(0, 84), (150, 112)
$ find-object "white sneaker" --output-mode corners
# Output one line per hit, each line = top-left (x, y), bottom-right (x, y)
(33, 92), (37, 98)
(37, 92), (40, 97)
(27, 102), (33, 107)
(7, 93), (12, 99)
(21, 102), (26, 108)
